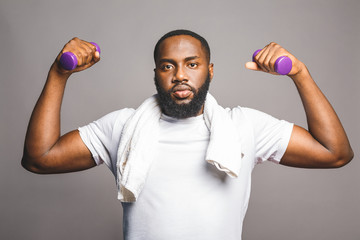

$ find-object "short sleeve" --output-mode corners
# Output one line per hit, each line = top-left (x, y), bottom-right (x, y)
(78, 108), (134, 174)
(241, 107), (294, 164)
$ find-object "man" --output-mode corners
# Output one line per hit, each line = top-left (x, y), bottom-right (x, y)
(22, 30), (353, 239)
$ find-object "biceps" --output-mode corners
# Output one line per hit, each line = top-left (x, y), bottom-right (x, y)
(35, 130), (96, 174)
(279, 125), (336, 168)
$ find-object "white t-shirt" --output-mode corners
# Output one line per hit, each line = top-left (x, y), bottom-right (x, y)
(78, 106), (293, 240)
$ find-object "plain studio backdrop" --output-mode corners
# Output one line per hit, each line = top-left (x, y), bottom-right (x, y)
(1, 0), (359, 239)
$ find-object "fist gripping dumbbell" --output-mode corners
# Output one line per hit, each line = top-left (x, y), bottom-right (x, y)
(252, 49), (292, 75)
(59, 42), (100, 70)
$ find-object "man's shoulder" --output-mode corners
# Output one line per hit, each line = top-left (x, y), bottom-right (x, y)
(90, 108), (135, 130)
(227, 106), (282, 131)
(230, 105), (281, 120)
(227, 106), (264, 121)
(107, 108), (135, 119)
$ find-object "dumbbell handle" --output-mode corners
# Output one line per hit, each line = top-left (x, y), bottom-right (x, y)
(252, 49), (292, 75)
(59, 42), (100, 70)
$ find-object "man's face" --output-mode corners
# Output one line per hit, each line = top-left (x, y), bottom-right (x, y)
(154, 35), (214, 118)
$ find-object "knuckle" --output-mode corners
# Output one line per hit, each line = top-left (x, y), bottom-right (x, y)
(70, 37), (79, 43)
(86, 47), (92, 55)
(77, 52), (83, 60)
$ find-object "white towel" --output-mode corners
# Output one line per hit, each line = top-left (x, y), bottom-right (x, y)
(116, 93), (243, 202)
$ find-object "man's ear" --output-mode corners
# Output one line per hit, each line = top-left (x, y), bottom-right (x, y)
(209, 63), (214, 81)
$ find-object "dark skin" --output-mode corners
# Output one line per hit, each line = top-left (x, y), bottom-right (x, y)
(22, 38), (98, 173)
(247, 43), (354, 167)
(22, 36), (353, 174)
(154, 35), (213, 115)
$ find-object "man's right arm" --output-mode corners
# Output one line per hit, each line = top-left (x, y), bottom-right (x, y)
(22, 38), (100, 174)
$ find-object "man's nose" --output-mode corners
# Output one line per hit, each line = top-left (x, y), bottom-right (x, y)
(172, 66), (188, 83)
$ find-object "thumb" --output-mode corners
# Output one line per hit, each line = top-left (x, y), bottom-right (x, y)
(245, 62), (261, 71)
(94, 51), (100, 62)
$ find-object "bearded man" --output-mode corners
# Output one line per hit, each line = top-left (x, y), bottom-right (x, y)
(22, 29), (353, 240)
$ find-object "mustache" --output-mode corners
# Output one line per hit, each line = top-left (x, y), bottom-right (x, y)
(170, 83), (195, 93)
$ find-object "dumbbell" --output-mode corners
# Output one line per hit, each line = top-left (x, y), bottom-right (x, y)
(59, 42), (100, 70)
(252, 49), (292, 75)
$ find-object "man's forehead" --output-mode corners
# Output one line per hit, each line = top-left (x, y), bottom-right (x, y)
(157, 35), (205, 59)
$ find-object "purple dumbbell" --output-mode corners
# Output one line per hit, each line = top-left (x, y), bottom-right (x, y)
(59, 42), (101, 70)
(252, 49), (292, 75)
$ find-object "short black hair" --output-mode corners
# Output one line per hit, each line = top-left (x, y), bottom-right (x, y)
(153, 29), (211, 63)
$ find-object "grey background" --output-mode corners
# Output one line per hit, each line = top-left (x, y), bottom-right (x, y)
(1, 0), (359, 239)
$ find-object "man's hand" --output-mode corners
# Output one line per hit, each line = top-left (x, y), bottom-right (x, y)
(52, 37), (100, 76)
(245, 42), (304, 76)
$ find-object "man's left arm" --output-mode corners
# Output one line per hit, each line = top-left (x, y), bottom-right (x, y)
(246, 42), (354, 168)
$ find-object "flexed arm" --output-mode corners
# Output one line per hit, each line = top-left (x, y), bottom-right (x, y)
(22, 38), (100, 174)
(246, 42), (353, 168)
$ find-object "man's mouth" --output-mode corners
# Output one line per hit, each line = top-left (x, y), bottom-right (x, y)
(172, 85), (192, 99)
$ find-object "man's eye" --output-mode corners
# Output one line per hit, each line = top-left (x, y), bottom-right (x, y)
(162, 64), (173, 70)
(188, 63), (198, 68)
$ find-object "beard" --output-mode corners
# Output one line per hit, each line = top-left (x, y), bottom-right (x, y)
(154, 74), (211, 119)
